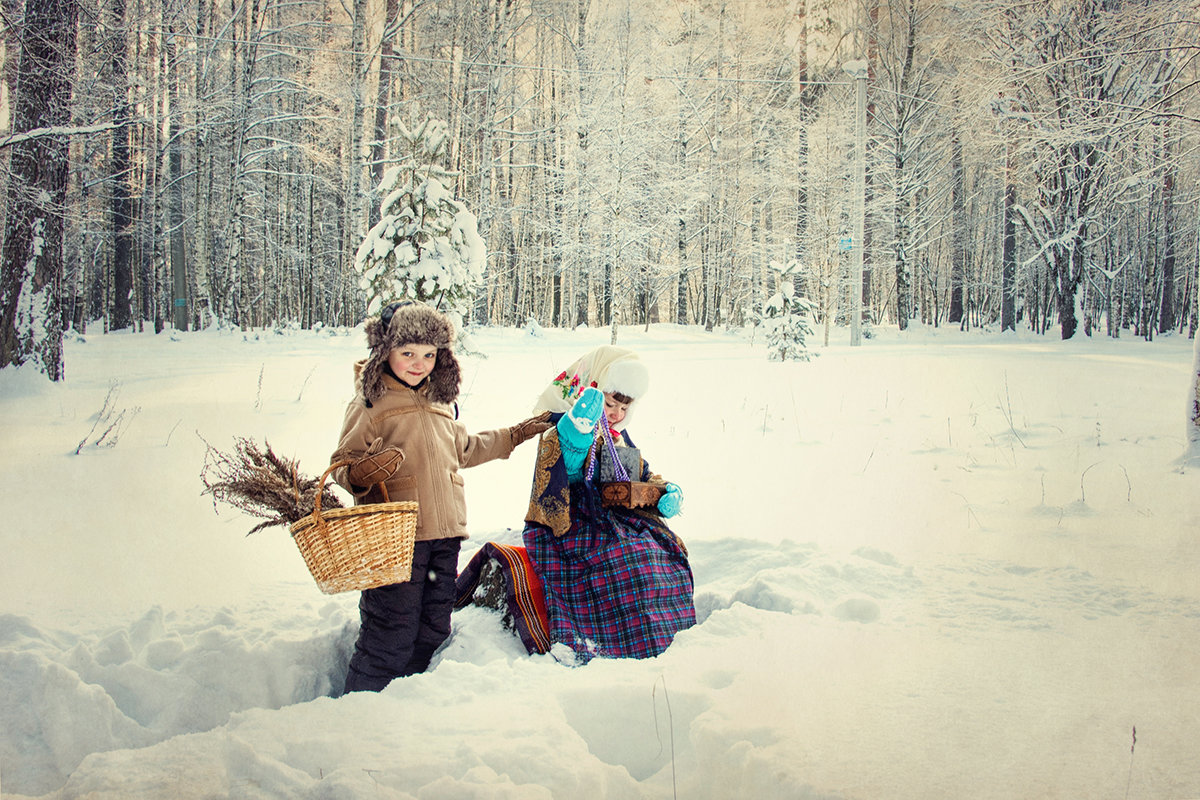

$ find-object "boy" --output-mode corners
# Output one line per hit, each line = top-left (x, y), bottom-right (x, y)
(332, 300), (549, 692)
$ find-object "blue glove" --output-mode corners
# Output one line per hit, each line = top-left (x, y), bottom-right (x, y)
(557, 387), (604, 479)
(657, 483), (682, 517)
(565, 386), (604, 434)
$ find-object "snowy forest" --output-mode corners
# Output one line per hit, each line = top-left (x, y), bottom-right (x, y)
(5, 4), (1200, 796)
(1, 0), (1199, 380)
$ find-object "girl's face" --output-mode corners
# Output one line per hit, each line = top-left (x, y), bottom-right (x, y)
(603, 393), (631, 427)
(388, 344), (437, 387)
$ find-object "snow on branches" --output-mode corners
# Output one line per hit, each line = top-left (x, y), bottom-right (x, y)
(759, 262), (817, 363)
(354, 117), (485, 319)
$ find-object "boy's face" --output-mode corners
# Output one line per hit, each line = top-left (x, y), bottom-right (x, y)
(389, 343), (438, 387)
(603, 393), (630, 427)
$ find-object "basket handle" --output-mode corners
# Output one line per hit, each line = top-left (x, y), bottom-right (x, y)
(314, 460), (390, 520)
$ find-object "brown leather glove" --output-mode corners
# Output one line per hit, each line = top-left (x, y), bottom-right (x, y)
(348, 437), (405, 487)
(509, 411), (552, 448)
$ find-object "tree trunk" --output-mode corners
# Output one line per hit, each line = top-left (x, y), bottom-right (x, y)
(108, 0), (134, 330)
(793, 3), (812, 300)
(889, 1), (918, 331)
(190, 0), (212, 327)
(1001, 141), (1016, 332)
(368, 0), (399, 229)
(893, 183), (910, 331)
(1, 0), (23, 237)
(1158, 145), (1176, 335)
(166, 52), (187, 334)
(1187, 236), (1200, 464)
(0, 0), (77, 379)
(1056, 243), (1084, 340)
(948, 123), (965, 325)
(142, 23), (163, 333)
(602, 240), (612, 326)
(342, 0), (367, 314)
(676, 216), (687, 325)
(571, 0), (591, 329)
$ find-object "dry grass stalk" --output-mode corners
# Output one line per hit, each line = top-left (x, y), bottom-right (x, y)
(75, 381), (141, 454)
(200, 437), (343, 534)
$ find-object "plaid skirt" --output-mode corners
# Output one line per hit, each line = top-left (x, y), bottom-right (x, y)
(522, 482), (695, 661)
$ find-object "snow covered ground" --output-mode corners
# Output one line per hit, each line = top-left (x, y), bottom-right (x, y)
(1, 321), (1198, 799)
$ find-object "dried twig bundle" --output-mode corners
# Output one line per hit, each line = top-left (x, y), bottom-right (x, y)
(200, 436), (343, 534)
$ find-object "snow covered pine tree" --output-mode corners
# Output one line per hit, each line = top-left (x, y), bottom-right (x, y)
(354, 117), (485, 320)
(759, 266), (817, 362)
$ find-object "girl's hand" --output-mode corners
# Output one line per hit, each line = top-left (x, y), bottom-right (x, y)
(657, 483), (682, 518)
(566, 386), (604, 434)
(557, 390), (603, 479)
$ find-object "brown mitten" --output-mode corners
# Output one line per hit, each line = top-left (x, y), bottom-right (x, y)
(509, 411), (553, 448)
(348, 438), (405, 487)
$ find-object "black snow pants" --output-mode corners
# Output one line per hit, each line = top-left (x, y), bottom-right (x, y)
(343, 537), (462, 693)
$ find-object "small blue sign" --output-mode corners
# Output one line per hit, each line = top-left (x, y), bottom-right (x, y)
(839, 237), (853, 251)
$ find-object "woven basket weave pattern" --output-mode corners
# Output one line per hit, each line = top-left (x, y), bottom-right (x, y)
(288, 462), (419, 594)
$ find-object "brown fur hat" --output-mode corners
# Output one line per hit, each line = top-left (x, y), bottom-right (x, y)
(359, 301), (461, 405)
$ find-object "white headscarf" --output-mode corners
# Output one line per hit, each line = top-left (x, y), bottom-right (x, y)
(533, 346), (650, 432)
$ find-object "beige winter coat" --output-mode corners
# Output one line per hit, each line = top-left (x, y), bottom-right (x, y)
(331, 363), (514, 542)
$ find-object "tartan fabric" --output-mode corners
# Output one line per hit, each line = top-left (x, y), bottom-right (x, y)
(523, 477), (695, 662)
(454, 542), (552, 655)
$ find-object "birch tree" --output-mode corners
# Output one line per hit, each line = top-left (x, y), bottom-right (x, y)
(163, 15), (187, 330)
(106, 0), (135, 330)
(997, 0), (1184, 338)
(1188, 237), (1200, 466)
(870, 0), (941, 330)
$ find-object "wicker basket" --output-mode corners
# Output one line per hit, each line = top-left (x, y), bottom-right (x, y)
(288, 461), (419, 594)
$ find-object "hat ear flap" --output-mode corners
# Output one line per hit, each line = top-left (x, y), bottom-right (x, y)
(427, 348), (462, 404)
(365, 316), (385, 348)
(360, 315), (395, 404)
(359, 355), (385, 405)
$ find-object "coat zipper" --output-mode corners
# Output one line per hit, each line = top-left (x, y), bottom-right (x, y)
(415, 389), (448, 536)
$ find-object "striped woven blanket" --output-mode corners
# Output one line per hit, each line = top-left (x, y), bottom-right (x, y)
(454, 542), (552, 655)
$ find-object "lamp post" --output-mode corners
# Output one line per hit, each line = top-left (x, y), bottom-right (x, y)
(843, 59), (868, 347)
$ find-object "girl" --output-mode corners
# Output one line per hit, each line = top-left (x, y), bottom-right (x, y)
(522, 345), (694, 661)
(331, 300), (549, 692)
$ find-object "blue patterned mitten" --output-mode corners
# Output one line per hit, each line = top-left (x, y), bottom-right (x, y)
(557, 387), (604, 479)
(565, 386), (604, 434)
(657, 483), (682, 517)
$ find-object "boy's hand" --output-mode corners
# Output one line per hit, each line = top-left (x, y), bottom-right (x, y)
(509, 411), (553, 448)
(657, 483), (682, 518)
(566, 386), (604, 434)
(349, 437), (405, 487)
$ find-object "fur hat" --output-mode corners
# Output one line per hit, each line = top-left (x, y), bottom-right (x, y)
(599, 355), (650, 400)
(359, 301), (461, 405)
